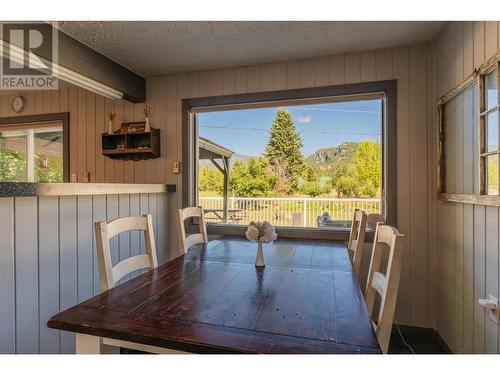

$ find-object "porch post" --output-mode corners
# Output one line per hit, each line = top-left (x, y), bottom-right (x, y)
(222, 156), (229, 223)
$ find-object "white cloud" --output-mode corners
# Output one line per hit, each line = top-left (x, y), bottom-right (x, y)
(297, 115), (312, 124)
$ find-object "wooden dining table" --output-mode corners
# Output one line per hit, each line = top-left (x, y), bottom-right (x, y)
(47, 236), (380, 354)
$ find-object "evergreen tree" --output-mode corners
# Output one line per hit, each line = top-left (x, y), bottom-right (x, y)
(264, 109), (306, 192)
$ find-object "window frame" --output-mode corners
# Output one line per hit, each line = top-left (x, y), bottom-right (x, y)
(0, 112), (70, 182)
(182, 81), (398, 240)
(479, 64), (500, 195)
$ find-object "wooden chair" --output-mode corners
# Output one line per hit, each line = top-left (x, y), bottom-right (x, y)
(95, 214), (158, 291)
(364, 224), (405, 353)
(178, 206), (208, 253)
(347, 208), (368, 278)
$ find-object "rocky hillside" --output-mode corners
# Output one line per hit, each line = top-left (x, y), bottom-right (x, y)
(305, 142), (358, 175)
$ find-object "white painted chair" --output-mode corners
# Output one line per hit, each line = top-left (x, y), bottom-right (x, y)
(347, 208), (368, 278)
(364, 224), (405, 354)
(95, 214), (158, 291)
(178, 206), (208, 253)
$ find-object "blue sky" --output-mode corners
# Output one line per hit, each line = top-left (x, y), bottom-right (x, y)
(198, 99), (382, 157)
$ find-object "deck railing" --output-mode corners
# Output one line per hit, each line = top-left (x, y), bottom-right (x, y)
(198, 196), (381, 227)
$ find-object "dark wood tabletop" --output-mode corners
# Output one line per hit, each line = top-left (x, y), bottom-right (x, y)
(47, 236), (380, 354)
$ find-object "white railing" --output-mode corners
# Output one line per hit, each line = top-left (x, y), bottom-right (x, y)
(198, 196), (382, 227)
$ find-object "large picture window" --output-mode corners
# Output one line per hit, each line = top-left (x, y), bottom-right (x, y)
(183, 82), (397, 237)
(0, 113), (69, 183)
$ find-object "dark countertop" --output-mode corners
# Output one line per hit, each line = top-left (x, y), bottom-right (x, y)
(0, 182), (176, 197)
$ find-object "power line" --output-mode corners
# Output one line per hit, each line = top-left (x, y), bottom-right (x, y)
(283, 106), (381, 114)
(199, 125), (380, 136)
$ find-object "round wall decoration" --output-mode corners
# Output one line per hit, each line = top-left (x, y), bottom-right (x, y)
(11, 95), (26, 113)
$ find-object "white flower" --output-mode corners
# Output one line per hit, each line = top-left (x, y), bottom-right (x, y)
(245, 225), (259, 242)
(262, 224), (277, 244)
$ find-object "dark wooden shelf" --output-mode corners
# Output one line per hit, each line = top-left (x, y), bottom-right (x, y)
(102, 124), (160, 161)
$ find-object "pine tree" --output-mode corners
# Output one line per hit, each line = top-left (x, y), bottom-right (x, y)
(264, 109), (306, 192)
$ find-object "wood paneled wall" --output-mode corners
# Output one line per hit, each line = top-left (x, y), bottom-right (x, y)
(0, 192), (169, 354)
(0, 43), (435, 329)
(0, 82), (149, 184)
(433, 21), (500, 353)
(147, 44), (435, 329)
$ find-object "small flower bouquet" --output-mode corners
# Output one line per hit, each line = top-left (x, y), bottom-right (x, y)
(245, 221), (277, 267)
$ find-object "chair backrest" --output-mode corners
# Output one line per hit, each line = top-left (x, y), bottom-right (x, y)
(94, 214), (158, 291)
(364, 224), (405, 353)
(178, 206), (208, 253)
(347, 209), (367, 277)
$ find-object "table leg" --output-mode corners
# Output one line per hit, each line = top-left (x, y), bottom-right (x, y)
(76, 333), (101, 354)
(76, 333), (120, 354)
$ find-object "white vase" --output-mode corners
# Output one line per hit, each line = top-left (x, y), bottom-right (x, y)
(145, 117), (151, 132)
(107, 120), (113, 134)
(255, 240), (265, 267)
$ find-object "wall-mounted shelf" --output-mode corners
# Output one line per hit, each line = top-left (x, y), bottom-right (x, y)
(102, 122), (160, 161)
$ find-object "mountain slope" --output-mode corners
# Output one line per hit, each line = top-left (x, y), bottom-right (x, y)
(305, 142), (358, 176)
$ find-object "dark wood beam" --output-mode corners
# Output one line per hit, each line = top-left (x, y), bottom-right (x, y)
(57, 29), (145, 103)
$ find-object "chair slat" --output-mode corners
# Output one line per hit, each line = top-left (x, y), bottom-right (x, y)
(178, 206), (208, 253)
(106, 216), (149, 239)
(95, 214), (158, 291)
(112, 254), (152, 285)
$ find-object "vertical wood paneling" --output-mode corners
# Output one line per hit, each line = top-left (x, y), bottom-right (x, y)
(86, 92), (96, 182)
(59, 196), (77, 353)
(118, 194), (131, 283)
(0, 192), (170, 353)
(139, 193), (150, 271)
(286, 61), (301, 89)
(435, 21), (500, 353)
(330, 55), (345, 85)
(104, 98), (115, 183)
(409, 45), (429, 327)
(463, 23), (474, 80)
(77, 88), (87, 182)
(0, 198), (15, 353)
(345, 53), (361, 83)
(95, 95), (105, 182)
(77, 196), (93, 301)
(392, 47), (411, 324)
(299, 59), (315, 88)
(92, 195), (107, 294)
(106, 195), (119, 265)
(129, 194), (141, 279)
(156, 193), (169, 264)
(113, 100), (124, 183)
(485, 22), (498, 60)
(38, 197), (60, 353)
(360, 51), (376, 82)
(375, 49), (393, 81)
(14, 197), (38, 354)
(68, 86), (78, 180)
(485, 207), (499, 353)
(314, 57), (330, 87)
(123, 101), (135, 183)
(473, 205), (486, 353)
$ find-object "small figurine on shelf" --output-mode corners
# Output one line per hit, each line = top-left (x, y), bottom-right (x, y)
(143, 105), (151, 132)
(107, 111), (115, 134)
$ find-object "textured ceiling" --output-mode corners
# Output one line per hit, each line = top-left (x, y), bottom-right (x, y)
(58, 21), (447, 77)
